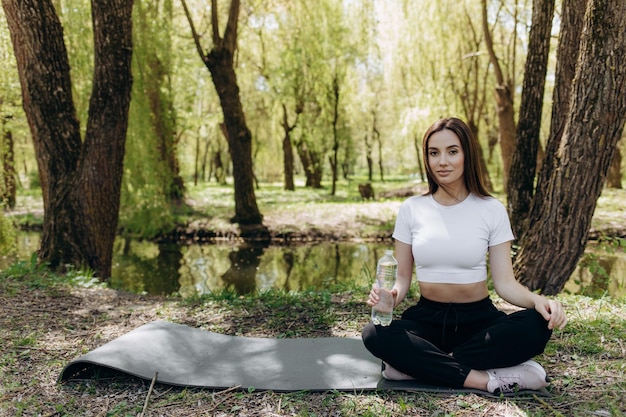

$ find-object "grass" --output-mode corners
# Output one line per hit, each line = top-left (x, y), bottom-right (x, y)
(2, 178), (626, 416)
(1, 266), (625, 416)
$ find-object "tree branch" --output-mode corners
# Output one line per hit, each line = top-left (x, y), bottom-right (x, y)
(481, 0), (505, 85)
(180, 0), (207, 60)
(223, 0), (240, 52)
(211, 0), (221, 46)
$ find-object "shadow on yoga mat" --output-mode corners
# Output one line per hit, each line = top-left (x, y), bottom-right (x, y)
(59, 321), (549, 397)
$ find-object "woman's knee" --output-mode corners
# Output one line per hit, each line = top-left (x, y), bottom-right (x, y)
(361, 322), (380, 352)
(513, 309), (553, 345)
(362, 322), (399, 358)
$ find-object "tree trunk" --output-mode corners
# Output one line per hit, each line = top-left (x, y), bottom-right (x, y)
(375, 129), (384, 183)
(530, 0), (586, 237)
(515, 0), (626, 295)
(365, 134), (374, 182)
(330, 76), (340, 196)
(2, 0), (134, 278)
(413, 133), (425, 183)
(507, 0), (555, 240)
(606, 147), (622, 189)
(281, 104), (295, 191)
(181, 0), (264, 229)
(206, 53), (261, 225)
(481, 0), (517, 191)
(1, 116), (16, 208)
(296, 140), (323, 188)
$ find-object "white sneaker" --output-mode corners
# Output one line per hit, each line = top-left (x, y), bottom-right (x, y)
(486, 360), (548, 393)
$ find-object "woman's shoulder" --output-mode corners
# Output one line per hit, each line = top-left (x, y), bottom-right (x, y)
(470, 193), (506, 208)
(399, 194), (430, 209)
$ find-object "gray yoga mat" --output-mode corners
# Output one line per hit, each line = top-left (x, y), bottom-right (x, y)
(59, 321), (549, 397)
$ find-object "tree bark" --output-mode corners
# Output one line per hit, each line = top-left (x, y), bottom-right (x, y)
(515, 0), (626, 295)
(507, 0), (555, 239)
(2, 0), (133, 278)
(529, 0), (587, 238)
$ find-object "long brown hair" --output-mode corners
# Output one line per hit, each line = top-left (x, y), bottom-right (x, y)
(422, 117), (491, 197)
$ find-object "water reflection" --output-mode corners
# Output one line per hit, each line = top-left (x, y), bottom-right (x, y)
(220, 243), (266, 294)
(174, 241), (384, 297)
(113, 238), (183, 295)
(3, 231), (625, 298)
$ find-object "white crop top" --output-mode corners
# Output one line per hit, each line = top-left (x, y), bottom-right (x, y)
(392, 193), (514, 284)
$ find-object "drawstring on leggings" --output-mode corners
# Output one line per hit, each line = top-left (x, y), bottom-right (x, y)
(441, 303), (459, 348)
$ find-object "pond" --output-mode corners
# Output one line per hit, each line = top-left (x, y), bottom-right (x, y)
(3, 231), (625, 298)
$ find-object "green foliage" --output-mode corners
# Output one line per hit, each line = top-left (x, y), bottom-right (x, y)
(119, 2), (179, 238)
(118, 191), (176, 239)
(0, 211), (16, 256)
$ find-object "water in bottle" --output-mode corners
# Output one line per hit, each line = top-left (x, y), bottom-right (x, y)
(371, 250), (397, 326)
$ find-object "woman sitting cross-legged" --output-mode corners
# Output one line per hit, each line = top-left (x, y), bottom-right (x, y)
(362, 117), (567, 394)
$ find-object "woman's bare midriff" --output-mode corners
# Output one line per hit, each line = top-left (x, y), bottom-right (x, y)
(418, 281), (489, 303)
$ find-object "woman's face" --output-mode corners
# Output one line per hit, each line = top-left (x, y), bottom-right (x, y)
(427, 129), (465, 189)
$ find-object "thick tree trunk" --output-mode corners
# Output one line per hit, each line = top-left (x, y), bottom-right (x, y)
(2, 0), (133, 278)
(515, 0), (626, 295)
(530, 0), (587, 236)
(76, 0), (133, 277)
(207, 54), (262, 225)
(507, 0), (555, 239)
(205, 57), (262, 225)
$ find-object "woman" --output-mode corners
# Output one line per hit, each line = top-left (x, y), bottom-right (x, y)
(362, 117), (567, 394)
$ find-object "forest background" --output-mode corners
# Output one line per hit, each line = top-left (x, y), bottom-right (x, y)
(0, 0), (625, 288)
(1, 1), (626, 416)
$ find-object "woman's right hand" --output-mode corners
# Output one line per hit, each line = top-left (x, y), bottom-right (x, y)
(366, 285), (397, 308)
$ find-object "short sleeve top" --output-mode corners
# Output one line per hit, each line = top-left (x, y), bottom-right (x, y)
(392, 193), (514, 284)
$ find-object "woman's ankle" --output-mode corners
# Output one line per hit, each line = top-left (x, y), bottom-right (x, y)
(381, 362), (415, 380)
(463, 369), (490, 390)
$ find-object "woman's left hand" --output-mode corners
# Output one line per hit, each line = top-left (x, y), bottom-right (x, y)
(535, 297), (567, 330)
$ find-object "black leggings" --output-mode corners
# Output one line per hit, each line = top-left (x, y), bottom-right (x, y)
(361, 296), (552, 388)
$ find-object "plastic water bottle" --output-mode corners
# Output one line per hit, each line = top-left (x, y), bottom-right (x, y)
(371, 250), (397, 326)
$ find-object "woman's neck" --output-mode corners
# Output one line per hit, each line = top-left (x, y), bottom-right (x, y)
(433, 186), (469, 206)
